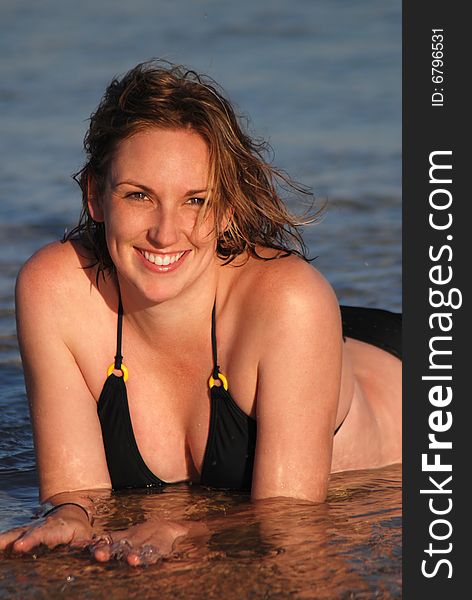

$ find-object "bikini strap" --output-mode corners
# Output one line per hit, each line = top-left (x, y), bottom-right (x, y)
(209, 301), (229, 391)
(114, 295), (124, 370)
(211, 302), (219, 380)
(106, 291), (128, 381)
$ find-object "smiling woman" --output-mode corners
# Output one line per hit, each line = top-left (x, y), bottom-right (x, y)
(70, 61), (311, 278)
(89, 128), (219, 304)
(0, 60), (401, 566)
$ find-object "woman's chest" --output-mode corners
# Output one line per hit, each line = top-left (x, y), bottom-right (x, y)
(117, 351), (215, 482)
(77, 306), (260, 483)
(126, 344), (259, 479)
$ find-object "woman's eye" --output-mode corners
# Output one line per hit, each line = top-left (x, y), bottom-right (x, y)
(186, 197), (205, 206)
(126, 191), (149, 201)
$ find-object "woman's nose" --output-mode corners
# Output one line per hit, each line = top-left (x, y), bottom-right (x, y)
(147, 208), (180, 248)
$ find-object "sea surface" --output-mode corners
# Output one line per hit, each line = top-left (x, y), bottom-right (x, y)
(0, 1), (401, 597)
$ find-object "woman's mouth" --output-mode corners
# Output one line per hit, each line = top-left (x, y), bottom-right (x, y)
(136, 249), (188, 272)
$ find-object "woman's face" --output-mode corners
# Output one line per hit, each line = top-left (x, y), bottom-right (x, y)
(90, 127), (218, 305)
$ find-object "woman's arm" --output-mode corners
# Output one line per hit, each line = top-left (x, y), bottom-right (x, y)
(15, 246), (112, 500)
(250, 261), (343, 503)
(0, 246), (112, 552)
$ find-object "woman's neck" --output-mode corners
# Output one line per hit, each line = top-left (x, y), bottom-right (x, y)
(115, 263), (222, 343)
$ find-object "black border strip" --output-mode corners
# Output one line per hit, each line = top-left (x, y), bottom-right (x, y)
(403, 2), (467, 596)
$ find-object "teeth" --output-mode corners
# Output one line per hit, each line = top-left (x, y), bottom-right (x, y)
(142, 250), (184, 266)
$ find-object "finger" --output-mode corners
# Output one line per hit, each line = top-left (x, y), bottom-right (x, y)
(126, 553), (143, 567)
(93, 546), (112, 562)
(0, 526), (30, 551)
(127, 544), (162, 567)
(11, 529), (46, 553)
(12, 524), (70, 553)
(89, 534), (113, 562)
(11, 537), (39, 553)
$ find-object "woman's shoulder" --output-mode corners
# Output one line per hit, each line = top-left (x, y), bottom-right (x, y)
(241, 252), (337, 307)
(18, 239), (93, 281)
(228, 251), (341, 334)
(16, 240), (99, 308)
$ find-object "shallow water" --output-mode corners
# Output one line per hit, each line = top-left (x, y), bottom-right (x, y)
(0, 465), (401, 599)
(1, 0), (401, 597)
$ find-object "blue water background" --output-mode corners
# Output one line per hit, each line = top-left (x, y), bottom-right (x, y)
(0, 0), (401, 595)
(0, 0), (401, 311)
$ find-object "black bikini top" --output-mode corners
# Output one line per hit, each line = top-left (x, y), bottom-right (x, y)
(97, 297), (257, 491)
(97, 301), (394, 492)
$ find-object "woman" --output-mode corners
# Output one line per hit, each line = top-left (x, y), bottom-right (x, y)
(0, 61), (401, 566)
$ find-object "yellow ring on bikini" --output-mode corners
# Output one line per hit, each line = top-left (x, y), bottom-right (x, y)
(208, 372), (228, 391)
(107, 363), (129, 382)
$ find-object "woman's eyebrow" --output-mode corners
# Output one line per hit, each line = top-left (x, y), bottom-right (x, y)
(185, 188), (208, 196)
(112, 181), (208, 196)
(113, 180), (152, 191)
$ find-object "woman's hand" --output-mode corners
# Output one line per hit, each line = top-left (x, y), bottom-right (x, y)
(1, 507), (206, 567)
(89, 519), (192, 566)
(0, 504), (93, 555)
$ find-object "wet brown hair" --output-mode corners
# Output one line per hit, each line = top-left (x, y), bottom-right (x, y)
(66, 59), (320, 274)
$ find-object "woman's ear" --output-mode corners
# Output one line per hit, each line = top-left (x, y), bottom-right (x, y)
(87, 175), (104, 222)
